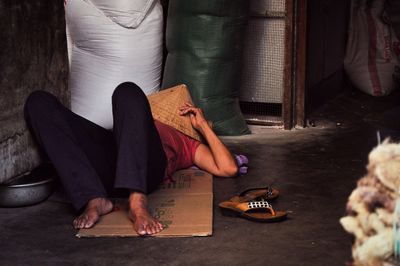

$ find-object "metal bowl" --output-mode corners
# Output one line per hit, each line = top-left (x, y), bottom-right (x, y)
(0, 164), (55, 207)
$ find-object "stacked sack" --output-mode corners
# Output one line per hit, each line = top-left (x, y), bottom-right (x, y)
(340, 141), (400, 265)
(344, 0), (400, 96)
(162, 0), (250, 136)
(65, 0), (163, 129)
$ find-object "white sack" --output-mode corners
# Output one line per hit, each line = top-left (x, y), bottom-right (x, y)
(83, 0), (156, 29)
(65, 0), (163, 129)
(344, 0), (399, 96)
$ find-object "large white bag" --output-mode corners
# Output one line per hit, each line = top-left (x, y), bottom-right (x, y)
(344, 0), (399, 96)
(65, 0), (163, 129)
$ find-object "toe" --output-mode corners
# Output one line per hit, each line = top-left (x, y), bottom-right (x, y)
(76, 219), (84, 229)
(85, 215), (99, 229)
(151, 225), (158, 234)
(80, 215), (88, 228)
(157, 222), (163, 231)
(84, 220), (94, 228)
(73, 219), (78, 229)
(137, 224), (147, 235)
(150, 223), (158, 235)
(157, 224), (163, 233)
(154, 222), (161, 233)
(150, 222), (160, 234)
(74, 216), (84, 229)
(145, 224), (153, 235)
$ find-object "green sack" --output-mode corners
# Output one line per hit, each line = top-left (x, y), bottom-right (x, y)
(162, 0), (251, 136)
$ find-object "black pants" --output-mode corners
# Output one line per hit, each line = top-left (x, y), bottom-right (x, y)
(24, 82), (167, 210)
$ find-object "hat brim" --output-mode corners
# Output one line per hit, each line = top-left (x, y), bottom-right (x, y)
(147, 84), (202, 141)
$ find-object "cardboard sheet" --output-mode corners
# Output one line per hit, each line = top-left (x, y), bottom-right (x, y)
(76, 169), (213, 238)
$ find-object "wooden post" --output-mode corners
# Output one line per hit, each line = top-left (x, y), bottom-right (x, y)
(283, 0), (307, 129)
(295, 0), (307, 128)
(283, 0), (295, 130)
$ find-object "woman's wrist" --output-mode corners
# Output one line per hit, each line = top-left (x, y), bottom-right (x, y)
(197, 119), (209, 131)
(198, 121), (217, 140)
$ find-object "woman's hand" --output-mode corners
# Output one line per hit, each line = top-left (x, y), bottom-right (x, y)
(178, 102), (208, 131)
(179, 103), (238, 177)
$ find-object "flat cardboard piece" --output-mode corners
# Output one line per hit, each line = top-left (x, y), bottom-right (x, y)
(76, 170), (213, 238)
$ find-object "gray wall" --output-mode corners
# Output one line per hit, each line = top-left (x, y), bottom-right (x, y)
(0, 0), (69, 183)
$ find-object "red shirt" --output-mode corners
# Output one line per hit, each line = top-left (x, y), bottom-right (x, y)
(154, 120), (201, 180)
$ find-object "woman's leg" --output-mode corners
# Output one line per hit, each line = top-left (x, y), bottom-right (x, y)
(111, 82), (167, 193)
(111, 82), (167, 235)
(24, 91), (116, 211)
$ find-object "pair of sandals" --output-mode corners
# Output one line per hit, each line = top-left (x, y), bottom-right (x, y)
(219, 187), (287, 222)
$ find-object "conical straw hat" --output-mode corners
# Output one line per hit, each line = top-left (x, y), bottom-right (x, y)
(147, 84), (201, 141)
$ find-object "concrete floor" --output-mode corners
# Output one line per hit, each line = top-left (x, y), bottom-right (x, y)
(1, 88), (399, 265)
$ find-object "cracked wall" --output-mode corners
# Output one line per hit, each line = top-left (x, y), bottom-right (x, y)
(0, 0), (69, 182)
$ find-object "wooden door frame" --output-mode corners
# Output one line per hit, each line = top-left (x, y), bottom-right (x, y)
(283, 0), (307, 129)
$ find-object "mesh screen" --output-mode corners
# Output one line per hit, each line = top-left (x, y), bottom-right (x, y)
(239, 0), (287, 123)
(250, 0), (286, 14)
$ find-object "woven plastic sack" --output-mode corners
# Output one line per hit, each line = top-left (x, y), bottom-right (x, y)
(81, 0), (156, 28)
(384, 0), (400, 84)
(65, 0), (163, 129)
(344, 0), (400, 96)
(162, 0), (250, 136)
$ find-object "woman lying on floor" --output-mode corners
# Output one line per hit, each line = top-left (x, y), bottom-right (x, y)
(24, 82), (238, 236)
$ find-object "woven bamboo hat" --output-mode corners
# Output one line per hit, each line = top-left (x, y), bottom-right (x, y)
(147, 84), (202, 141)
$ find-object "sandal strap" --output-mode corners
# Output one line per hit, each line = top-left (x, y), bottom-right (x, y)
(239, 187), (272, 197)
(239, 186), (272, 198)
(244, 200), (276, 216)
(247, 200), (272, 209)
(266, 187), (273, 198)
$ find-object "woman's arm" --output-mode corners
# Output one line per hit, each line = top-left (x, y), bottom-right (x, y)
(179, 103), (238, 177)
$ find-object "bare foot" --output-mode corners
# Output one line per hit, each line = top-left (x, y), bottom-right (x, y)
(128, 192), (163, 236)
(73, 197), (114, 229)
